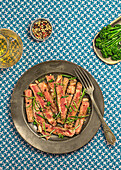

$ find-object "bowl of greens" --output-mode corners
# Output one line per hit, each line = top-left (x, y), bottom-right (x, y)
(93, 16), (121, 65)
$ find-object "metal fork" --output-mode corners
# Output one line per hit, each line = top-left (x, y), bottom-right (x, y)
(74, 67), (116, 145)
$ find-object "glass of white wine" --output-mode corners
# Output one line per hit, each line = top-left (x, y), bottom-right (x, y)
(0, 29), (23, 68)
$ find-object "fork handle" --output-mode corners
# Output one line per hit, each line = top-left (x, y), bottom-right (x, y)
(90, 95), (116, 145)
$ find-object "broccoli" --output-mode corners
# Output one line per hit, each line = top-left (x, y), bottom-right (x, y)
(95, 24), (121, 60)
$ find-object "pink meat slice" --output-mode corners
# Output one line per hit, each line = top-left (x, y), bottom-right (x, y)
(34, 111), (50, 140)
(75, 99), (89, 134)
(66, 79), (77, 107)
(63, 77), (69, 95)
(35, 111), (75, 137)
(38, 82), (57, 114)
(24, 89), (33, 122)
(30, 84), (56, 126)
(56, 75), (67, 121)
(46, 75), (55, 99)
(64, 82), (82, 128)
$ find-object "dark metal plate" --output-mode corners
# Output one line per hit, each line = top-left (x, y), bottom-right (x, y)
(11, 60), (104, 154)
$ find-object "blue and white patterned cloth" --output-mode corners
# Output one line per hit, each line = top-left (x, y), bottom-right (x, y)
(0, 0), (121, 169)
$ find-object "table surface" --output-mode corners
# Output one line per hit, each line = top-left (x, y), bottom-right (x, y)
(0, 0), (121, 169)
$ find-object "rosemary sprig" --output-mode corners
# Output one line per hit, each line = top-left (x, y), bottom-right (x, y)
(79, 88), (86, 102)
(61, 95), (69, 98)
(38, 77), (46, 83)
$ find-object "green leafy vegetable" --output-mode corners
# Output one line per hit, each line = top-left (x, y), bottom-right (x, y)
(43, 122), (46, 133)
(38, 77), (46, 83)
(48, 79), (54, 83)
(36, 113), (47, 120)
(69, 77), (77, 80)
(50, 129), (55, 134)
(73, 124), (82, 131)
(65, 105), (68, 109)
(46, 101), (51, 106)
(61, 95), (69, 98)
(79, 88), (86, 102)
(58, 134), (64, 138)
(73, 101), (78, 110)
(33, 121), (37, 125)
(37, 92), (44, 97)
(70, 105), (76, 111)
(95, 24), (121, 61)
(56, 83), (64, 86)
(62, 74), (72, 78)
(87, 107), (91, 114)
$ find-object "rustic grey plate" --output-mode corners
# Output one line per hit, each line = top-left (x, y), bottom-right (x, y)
(93, 16), (121, 65)
(11, 60), (104, 154)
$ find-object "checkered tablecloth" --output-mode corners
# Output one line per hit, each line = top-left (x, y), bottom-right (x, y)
(0, 0), (121, 169)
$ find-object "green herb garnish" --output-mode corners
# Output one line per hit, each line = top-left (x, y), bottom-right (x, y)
(39, 134), (50, 138)
(22, 95), (36, 99)
(58, 134), (64, 138)
(32, 117), (41, 126)
(43, 122), (46, 133)
(46, 101), (51, 106)
(73, 101), (78, 110)
(56, 83), (64, 86)
(69, 108), (72, 112)
(65, 105), (68, 109)
(62, 74), (72, 78)
(79, 88), (86, 102)
(70, 105), (76, 111)
(37, 92), (44, 97)
(73, 124), (81, 131)
(61, 95), (69, 98)
(55, 112), (61, 119)
(38, 77), (46, 83)
(48, 79), (54, 83)
(33, 121), (37, 125)
(50, 129), (55, 134)
(70, 115), (89, 119)
(69, 77), (77, 80)
(87, 107), (91, 113)
(36, 113), (47, 120)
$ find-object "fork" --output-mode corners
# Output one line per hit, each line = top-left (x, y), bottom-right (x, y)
(74, 67), (116, 145)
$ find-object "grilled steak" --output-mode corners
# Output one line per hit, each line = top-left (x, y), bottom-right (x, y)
(30, 84), (56, 126)
(24, 89), (33, 122)
(75, 99), (89, 134)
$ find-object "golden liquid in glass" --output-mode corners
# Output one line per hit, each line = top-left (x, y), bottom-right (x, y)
(0, 29), (23, 68)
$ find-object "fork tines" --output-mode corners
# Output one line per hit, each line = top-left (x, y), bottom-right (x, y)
(74, 67), (93, 89)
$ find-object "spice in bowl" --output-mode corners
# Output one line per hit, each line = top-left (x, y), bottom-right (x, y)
(31, 19), (52, 41)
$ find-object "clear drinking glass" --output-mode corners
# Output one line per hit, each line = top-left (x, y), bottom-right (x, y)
(0, 29), (23, 68)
